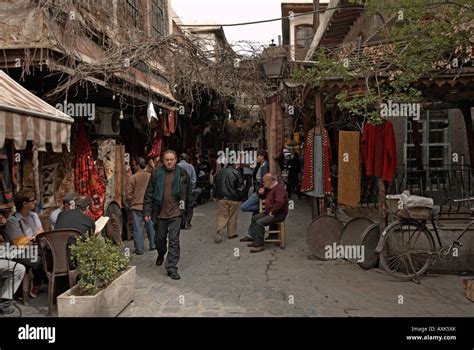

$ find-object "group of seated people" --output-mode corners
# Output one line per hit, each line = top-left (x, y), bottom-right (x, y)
(0, 190), (95, 303)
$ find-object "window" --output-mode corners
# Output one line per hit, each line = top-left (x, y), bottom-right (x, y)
(126, 0), (139, 27)
(405, 110), (450, 170)
(295, 25), (313, 49)
(152, 0), (165, 36)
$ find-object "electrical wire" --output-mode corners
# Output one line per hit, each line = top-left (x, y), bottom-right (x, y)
(176, 1), (472, 28)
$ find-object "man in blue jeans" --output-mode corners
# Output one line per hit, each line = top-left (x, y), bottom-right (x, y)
(240, 150), (269, 242)
(126, 158), (155, 255)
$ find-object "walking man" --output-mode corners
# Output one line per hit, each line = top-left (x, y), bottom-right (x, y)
(215, 158), (244, 243)
(144, 150), (192, 280)
(248, 174), (288, 253)
(126, 157), (155, 255)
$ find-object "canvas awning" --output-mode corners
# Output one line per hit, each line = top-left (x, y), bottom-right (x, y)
(0, 70), (74, 152)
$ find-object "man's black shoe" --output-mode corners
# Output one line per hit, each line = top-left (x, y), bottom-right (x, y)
(167, 271), (181, 280)
(156, 255), (164, 266)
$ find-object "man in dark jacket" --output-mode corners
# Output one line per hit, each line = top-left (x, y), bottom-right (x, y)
(248, 174), (288, 253)
(144, 150), (192, 280)
(55, 195), (95, 235)
(214, 159), (244, 243)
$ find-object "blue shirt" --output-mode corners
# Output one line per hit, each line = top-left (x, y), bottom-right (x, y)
(5, 211), (43, 242)
(178, 160), (197, 188)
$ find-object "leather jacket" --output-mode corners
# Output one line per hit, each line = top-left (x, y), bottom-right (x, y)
(215, 166), (244, 201)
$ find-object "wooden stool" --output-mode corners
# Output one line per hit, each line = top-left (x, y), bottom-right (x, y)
(259, 199), (286, 249)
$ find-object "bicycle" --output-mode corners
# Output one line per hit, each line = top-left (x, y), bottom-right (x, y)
(376, 197), (474, 283)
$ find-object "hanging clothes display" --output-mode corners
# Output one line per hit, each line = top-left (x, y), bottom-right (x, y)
(163, 112), (170, 137)
(301, 126), (332, 197)
(361, 120), (397, 182)
(147, 128), (163, 159)
(75, 122), (106, 221)
(168, 111), (176, 135)
(97, 139), (116, 212)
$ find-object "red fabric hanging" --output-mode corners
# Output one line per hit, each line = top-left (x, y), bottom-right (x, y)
(75, 122), (106, 221)
(162, 112), (170, 137)
(168, 111), (176, 134)
(147, 128), (163, 159)
(361, 120), (397, 182)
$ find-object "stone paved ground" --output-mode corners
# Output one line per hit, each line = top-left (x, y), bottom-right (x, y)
(9, 197), (474, 317)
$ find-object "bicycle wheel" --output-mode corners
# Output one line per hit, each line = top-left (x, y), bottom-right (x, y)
(379, 220), (435, 281)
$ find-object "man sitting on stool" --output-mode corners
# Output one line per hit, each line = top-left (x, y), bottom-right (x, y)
(248, 174), (288, 253)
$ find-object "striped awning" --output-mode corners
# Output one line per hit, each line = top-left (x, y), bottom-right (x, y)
(0, 70), (74, 152)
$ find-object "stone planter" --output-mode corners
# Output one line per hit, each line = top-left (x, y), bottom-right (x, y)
(57, 266), (136, 317)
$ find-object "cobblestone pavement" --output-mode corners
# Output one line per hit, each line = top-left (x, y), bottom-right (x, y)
(10, 197), (474, 317)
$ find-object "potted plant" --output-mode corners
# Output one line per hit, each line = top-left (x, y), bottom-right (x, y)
(57, 234), (135, 317)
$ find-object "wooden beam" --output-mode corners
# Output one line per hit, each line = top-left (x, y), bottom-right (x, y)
(313, 0), (320, 36)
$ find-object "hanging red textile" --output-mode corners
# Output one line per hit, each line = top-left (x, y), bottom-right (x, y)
(168, 111), (176, 134)
(162, 113), (170, 137)
(147, 128), (163, 159)
(75, 122), (106, 220)
(361, 120), (397, 182)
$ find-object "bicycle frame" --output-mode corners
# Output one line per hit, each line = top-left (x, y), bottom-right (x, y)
(427, 212), (474, 249)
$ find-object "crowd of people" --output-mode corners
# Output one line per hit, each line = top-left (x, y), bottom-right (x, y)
(0, 148), (300, 308)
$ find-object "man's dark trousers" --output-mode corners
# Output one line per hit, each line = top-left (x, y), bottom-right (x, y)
(251, 212), (286, 247)
(155, 217), (182, 273)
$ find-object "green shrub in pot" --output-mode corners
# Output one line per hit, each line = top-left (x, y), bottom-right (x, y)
(70, 234), (130, 295)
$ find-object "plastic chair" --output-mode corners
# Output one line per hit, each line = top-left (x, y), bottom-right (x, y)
(36, 229), (81, 316)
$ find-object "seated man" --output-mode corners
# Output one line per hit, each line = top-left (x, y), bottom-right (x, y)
(49, 192), (76, 230)
(0, 259), (26, 314)
(239, 150), (269, 242)
(55, 195), (95, 235)
(248, 174), (288, 253)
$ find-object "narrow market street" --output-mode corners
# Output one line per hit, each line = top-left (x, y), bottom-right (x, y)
(15, 197), (473, 317)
